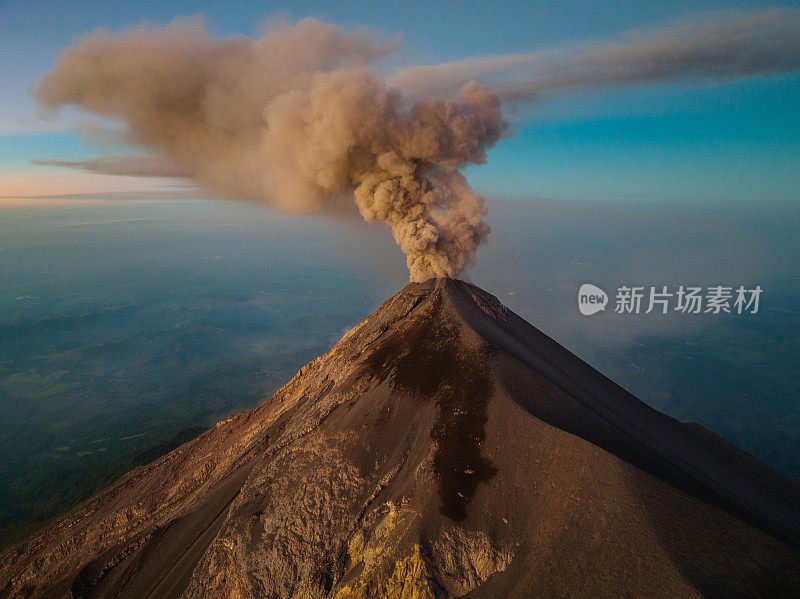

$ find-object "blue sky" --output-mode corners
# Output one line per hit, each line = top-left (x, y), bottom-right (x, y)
(1, 0), (798, 201)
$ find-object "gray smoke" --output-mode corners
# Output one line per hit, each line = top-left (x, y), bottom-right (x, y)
(390, 9), (800, 102)
(35, 18), (504, 281)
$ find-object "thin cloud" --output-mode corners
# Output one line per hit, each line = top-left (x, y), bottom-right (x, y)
(389, 9), (800, 102)
(32, 154), (191, 178)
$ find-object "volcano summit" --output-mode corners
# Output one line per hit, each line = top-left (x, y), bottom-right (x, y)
(1, 279), (799, 598)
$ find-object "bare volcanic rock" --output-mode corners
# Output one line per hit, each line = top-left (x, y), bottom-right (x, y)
(2, 278), (800, 598)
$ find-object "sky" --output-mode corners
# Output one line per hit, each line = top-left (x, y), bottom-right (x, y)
(0, 0), (799, 201)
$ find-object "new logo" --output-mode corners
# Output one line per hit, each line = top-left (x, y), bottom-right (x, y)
(578, 283), (608, 315)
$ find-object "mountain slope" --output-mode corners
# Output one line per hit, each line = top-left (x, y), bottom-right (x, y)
(1, 278), (799, 598)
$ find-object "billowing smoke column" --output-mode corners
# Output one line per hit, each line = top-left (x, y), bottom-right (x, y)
(35, 19), (505, 281)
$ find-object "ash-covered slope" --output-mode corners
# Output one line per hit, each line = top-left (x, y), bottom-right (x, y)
(2, 279), (800, 599)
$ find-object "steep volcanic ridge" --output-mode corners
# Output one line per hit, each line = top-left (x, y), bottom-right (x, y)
(2, 279), (800, 598)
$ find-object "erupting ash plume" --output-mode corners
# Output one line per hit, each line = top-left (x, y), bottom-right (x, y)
(35, 10), (800, 279)
(34, 19), (504, 281)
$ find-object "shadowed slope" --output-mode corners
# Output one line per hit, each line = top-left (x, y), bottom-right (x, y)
(443, 278), (800, 547)
(1, 279), (799, 599)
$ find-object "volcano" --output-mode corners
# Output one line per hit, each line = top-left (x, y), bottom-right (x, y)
(2, 279), (800, 598)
